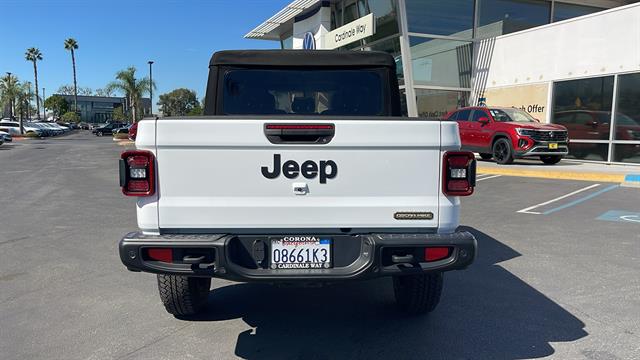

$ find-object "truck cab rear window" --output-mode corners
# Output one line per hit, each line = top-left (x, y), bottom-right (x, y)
(222, 69), (384, 116)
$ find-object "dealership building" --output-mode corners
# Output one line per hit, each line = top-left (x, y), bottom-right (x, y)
(56, 94), (151, 123)
(246, 0), (640, 164)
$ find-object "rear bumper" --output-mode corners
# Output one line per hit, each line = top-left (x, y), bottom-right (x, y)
(119, 231), (476, 282)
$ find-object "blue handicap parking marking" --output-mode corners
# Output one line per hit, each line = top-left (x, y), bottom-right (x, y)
(597, 210), (640, 224)
(624, 174), (640, 183)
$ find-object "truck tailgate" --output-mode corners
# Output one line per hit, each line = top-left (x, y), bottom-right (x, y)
(155, 118), (448, 230)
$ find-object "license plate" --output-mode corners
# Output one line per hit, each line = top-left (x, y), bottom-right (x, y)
(548, 143), (558, 149)
(270, 236), (331, 269)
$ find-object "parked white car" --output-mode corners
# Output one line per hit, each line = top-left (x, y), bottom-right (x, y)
(0, 130), (10, 142)
(56, 123), (71, 132)
(0, 130), (12, 142)
(0, 121), (20, 136)
(0, 121), (43, 136)
(26, 122), (53, 137)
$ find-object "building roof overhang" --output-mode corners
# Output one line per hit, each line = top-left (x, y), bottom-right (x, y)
(244, 0), (322, 40)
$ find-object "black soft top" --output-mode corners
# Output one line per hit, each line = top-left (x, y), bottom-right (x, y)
(210, 50), (396, 68)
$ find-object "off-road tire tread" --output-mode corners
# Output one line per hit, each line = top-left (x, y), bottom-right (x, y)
(157, 275), (210, 316)
(393, 273), (443, 315)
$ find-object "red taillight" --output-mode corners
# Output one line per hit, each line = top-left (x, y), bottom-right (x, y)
(120, 150), (155, 196)
(147, 248), (173, 263)
(425, 247), (451, 261)
(127, 155), (148, 167)
(443, 151), (476, 196)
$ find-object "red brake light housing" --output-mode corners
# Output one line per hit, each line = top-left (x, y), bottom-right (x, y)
(265, 124), (334, 130)
(424, 247), (451, 261)
(443, 151), (476, 196)
(146, 248), (173, 263)
(120, 150), (155, 196)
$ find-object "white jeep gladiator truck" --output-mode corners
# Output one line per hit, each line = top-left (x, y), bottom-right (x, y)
(119, 50), (477, 316)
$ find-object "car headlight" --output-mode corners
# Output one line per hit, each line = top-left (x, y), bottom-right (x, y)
(515, 128), (536, 136)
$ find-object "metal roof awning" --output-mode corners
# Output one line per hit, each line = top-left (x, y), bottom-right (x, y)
(244, 0), (321, 40)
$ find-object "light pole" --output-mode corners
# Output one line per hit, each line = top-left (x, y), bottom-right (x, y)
(6, 72), (13, 120)
(27, 83), (32, 120)
(148, 60), (154, 116)
(42, 87), (46, 120)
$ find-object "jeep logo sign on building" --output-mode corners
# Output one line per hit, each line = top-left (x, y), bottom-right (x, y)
(324, 13), (375, 50)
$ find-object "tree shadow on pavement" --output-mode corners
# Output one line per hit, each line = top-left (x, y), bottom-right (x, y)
(186, 227), (587, 360)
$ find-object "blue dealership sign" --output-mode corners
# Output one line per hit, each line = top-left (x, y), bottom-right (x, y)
(303, 32), (316, 50)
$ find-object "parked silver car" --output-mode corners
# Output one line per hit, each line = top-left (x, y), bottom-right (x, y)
(0, 130), (11, 142)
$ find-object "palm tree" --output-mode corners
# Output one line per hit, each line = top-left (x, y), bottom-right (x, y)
(63, 38), (79, 112)
(107, 67), (155, 122)
(0, 73), (20, 122)
(16, 82), (35, 122)
(25, 47), (43, 119)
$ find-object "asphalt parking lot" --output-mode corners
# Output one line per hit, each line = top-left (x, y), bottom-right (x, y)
(1, 132), (638, 360)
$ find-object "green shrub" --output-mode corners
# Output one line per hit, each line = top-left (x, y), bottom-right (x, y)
(61, 111), (81, 123)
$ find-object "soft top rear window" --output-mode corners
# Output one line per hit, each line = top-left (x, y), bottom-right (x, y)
(222, 69), (385, 116)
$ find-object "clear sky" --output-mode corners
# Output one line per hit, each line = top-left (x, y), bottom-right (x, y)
(1, 0), (290, 110)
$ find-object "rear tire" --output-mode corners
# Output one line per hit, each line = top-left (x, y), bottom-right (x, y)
(492, 138), (514, 165)
(157, 275), (211, 316)
(393, 272), (443, 315)
(96, 132), (103, 137)
(540, 155), (562, 165)
(479, 153), (493, 160)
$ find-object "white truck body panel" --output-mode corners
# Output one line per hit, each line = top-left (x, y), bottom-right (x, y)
(136, 118), (462, 232)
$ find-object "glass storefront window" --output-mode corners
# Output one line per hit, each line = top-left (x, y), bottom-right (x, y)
(613, 144), (640, 164)
(405, 0), (474, 38)
(362, 0), (399, 43)
(477, 0), (550, 38)
(331, 0), (399, 45)
(614, 73), (640, 142)
(344, 1), (359, 24)
(567, 143), (609, 162)
(415, 89), (468, 119)
(331, 2), (343, 28)
(409, 37), (472, 88)
(552, 76), (614, 140)
(399, 88), (408, 117)
(361, 36), (403, 84)
(553, 3), (604, 22)
(280, 35), (293, 50)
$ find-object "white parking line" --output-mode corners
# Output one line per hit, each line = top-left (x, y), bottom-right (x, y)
(477, 174), (502, 181)
(516, 183), (601, 215)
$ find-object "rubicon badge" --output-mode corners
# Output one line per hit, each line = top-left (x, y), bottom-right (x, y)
(394, 212), (434, 220)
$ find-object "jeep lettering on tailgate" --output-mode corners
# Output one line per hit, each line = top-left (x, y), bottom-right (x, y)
(261, 154), (338, 183)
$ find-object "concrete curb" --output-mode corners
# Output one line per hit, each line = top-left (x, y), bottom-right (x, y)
(477, 166), (626, 183)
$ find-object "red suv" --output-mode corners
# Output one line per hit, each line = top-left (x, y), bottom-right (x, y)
(445, 106), (569, 165)
(128, 122), (138, 141)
